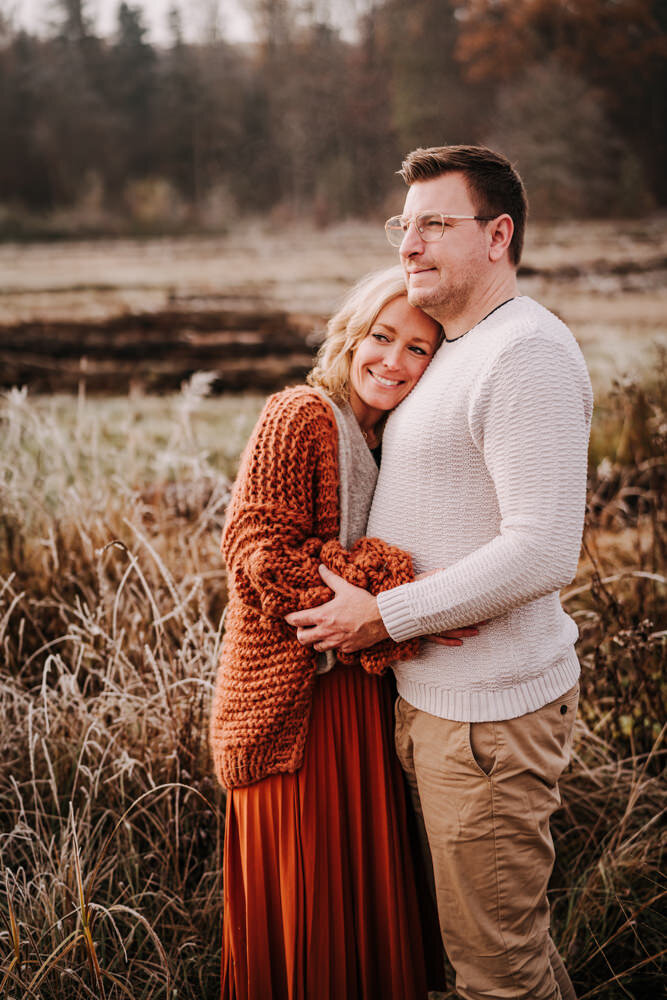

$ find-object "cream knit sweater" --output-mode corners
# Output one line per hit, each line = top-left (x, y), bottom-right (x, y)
(368, 296), (593, 722)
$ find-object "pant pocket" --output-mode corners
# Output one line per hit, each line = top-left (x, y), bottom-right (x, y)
(557, 683), (579, 746)
(468, 721), (498, 778)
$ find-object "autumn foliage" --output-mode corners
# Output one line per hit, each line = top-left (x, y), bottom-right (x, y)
(0, 0), (665, 235)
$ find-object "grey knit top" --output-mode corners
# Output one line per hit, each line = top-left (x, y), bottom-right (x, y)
(315, 394), (378, 674)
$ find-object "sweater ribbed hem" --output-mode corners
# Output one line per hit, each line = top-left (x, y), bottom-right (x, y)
(377, 582), (422, 642)
(217, 743), (305, 790)
(395, 647), (580, 722)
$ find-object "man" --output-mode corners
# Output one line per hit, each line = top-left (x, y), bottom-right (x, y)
(286, 145), (593, 1000)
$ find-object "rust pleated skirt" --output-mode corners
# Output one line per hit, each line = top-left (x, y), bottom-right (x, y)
(220, 663), (443, 1000)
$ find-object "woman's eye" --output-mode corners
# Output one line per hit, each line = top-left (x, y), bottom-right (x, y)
(371, 332), (389, 342)
(409, 345), (427, 355)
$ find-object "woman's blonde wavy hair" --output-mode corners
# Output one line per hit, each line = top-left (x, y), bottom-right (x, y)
(308, 265), (435, 403)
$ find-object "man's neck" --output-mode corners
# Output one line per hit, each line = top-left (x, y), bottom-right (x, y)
(440, 274), (519, 342)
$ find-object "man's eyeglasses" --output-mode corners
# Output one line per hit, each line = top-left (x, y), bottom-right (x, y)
(385, 211), (495, 247)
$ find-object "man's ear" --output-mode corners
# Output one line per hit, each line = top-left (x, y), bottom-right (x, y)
(488, 214), (514, 261)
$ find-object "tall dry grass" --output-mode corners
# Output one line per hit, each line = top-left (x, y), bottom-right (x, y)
(0, 372), (665, 998)
(0, 379), (263, 998)
(550, 358), (666, 998)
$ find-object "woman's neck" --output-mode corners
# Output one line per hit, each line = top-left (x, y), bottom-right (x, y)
(347, 394), (382, 449)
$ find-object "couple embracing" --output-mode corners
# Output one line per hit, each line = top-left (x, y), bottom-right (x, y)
(209, 144), (593, 1000)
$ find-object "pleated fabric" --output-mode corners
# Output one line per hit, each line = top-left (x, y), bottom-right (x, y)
(220, 664), (441, 1000)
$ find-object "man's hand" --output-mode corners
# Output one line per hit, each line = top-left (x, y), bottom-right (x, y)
(285, 565), (388, 653)
(285, 566), (487, 652)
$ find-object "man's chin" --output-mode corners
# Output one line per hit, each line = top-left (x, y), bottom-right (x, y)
(407, 285), (438, 310)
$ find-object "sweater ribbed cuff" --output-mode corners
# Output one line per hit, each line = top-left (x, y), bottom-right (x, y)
(377, 583), (421, 642)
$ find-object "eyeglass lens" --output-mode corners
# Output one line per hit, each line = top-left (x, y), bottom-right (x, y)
(385, 212), (446, 246)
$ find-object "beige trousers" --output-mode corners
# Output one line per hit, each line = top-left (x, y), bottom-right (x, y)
(395, 684), (579, 1000)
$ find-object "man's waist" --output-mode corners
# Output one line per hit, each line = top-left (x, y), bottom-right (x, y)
(394, 646), (581, 723)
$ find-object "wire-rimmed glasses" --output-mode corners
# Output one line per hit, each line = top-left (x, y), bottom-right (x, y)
(385, 211), (495, 247)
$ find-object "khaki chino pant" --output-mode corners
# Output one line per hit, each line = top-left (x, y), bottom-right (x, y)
(395, 684), (579, 1000)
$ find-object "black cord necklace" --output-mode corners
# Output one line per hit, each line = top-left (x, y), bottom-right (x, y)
(444, 297), (516, 342)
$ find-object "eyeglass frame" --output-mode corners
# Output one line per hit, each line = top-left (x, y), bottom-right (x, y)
(384, 211), (497, 247)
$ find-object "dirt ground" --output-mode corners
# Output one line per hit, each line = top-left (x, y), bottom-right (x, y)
(1, 216), (665, 392)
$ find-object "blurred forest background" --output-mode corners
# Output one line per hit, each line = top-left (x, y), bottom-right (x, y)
(1, 0), (666, 235)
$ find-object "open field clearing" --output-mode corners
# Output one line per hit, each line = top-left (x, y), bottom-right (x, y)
(1, 371), (665, 998)
(0, 218), (665, 997)
(0, 217), (666, 393)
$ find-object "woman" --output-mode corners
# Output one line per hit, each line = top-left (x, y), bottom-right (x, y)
(210, 266), (452, 1000)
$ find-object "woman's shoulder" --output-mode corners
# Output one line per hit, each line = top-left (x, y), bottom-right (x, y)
(260, 385), (338, 436)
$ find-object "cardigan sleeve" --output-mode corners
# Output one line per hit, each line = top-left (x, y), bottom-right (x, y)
(319, 536), (420, 673)
(221, 389), (341, 617)
(222, 388), (419, 670)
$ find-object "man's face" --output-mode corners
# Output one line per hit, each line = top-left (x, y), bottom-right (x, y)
(399, 172), (491, 322)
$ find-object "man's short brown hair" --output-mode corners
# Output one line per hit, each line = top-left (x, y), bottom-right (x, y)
(399, 145), (528, 266)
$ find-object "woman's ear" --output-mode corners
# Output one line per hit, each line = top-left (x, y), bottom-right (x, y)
(488, 214), (514, 262)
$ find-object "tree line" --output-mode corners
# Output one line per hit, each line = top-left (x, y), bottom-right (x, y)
(0, 0), (665, 234)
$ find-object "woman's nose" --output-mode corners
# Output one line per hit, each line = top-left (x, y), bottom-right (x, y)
(382, 345), (403, 369)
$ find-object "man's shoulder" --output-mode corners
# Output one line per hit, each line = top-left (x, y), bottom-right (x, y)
(497, 296), (574, 343)
(482, 296), (587, 370)
(471, 297), (591, 395)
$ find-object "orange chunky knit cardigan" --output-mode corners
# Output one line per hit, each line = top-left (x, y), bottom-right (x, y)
(209, 386), (419, 788)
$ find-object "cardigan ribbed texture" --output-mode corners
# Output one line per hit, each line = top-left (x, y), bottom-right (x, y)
(209, 386), (418, 789)
(369, 296), (593, 722)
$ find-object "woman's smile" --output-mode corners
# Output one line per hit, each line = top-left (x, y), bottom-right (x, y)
(367, 369), (403, 388)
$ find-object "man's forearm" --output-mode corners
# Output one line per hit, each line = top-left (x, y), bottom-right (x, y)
(376, 526), (581, 643)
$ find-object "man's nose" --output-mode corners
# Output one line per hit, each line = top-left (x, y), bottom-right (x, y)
(399, 219), (425, 256)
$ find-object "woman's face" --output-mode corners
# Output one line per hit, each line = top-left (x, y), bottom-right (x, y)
(348, 295), (441, 426)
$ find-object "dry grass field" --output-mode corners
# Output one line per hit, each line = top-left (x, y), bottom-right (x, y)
(0, 220), (665, 998)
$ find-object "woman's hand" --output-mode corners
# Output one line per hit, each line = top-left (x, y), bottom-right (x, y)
(427, 624), (483, 647)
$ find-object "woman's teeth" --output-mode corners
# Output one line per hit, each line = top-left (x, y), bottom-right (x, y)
(369, 370), (401, 387)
